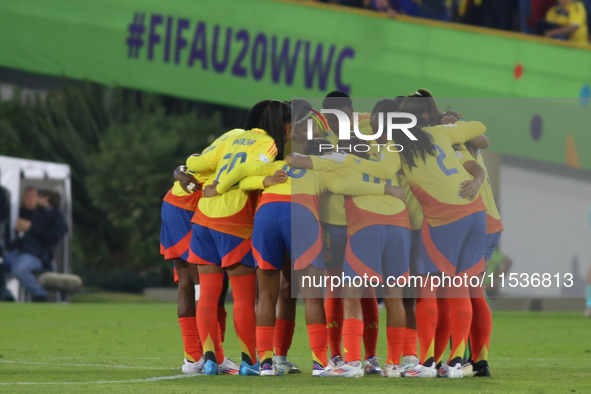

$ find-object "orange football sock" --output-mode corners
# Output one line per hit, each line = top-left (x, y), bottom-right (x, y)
(324, 297), (343, 358)
(342, 318), (364, 363)
(178, 317), (202, 362)
(196, 272), (224, 363)
(257, 326), (275, 364)
(274, 319), (295, 357)
(307, 323), (328, 367)
(470, 297), (492, 362)
(361, 296), (379, 359)
(434, 298), (451, 364)
(386, 327), (406, 365)
(217, 307), (227, 343)
(449, 297), (473, 366)
(229, 274), (257, 365)
(403, 328), (418, 358)
(415, 297), (437, 365)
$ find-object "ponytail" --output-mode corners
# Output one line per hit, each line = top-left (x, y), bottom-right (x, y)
(396, 94), (437, 170)
(406, 89), (442, 127)
(258, 100), (291, 160)
(244, 100), (272, 130)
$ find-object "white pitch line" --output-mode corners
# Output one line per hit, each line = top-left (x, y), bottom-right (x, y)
(0, 361), (177, 370)
(0, 374), (198, 386)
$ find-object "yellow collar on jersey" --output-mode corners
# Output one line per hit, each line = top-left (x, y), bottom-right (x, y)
(249, 128), (269, 136)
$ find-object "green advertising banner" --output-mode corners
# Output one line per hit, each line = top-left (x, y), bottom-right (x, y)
(0, 0), (590, 169)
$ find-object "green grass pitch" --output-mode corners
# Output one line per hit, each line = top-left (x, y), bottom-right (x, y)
(1, 302), (590, 393)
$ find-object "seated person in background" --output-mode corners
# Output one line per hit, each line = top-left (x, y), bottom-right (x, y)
(4, 189), (67, 302)
(0, 175), (10, 301)
(541, 0), (589, 44)
(528, 0), (559, 34)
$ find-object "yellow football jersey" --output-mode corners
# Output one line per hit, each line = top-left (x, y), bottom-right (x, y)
(403, 121), (487, 226)
(317, 112), (374, 225)
(339, 122), (487, 227)
(163, 131), (234, 211)
(546, 2), (589, 44)
(399, 175), (424, 231)
(216, 160), (386, 221)
(188, 128), (277, 239)
(310, 155), (409, 235)
(455, 144), (503, 234)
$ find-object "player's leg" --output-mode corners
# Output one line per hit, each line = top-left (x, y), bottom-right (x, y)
(274, 257), (301, 374)
(444, 211), (486, 378)
(322, 223), (347, 360)
(225, 261), (257, 375)
(190, 224), (228, 375)
(383, 286), (406, 378)
(401, 229), (420, 373)
(297, 265), (330, 376)
(380, 225), (410, 378)
(361, 289), (381, 374)
(433, 296), (451, 369)
(291, 204), (329, 376)
(218, 275), (228, 343)
(322, 226), (385, 378)
(161, 201), (201, 373)
(252, 202), (287, 376)
(200, 221), (258, 375)
(175, 259), (203, 373)
(464, 230), (499, 377)
(406, 218), (464, 378)
(256, 268), (281, 375)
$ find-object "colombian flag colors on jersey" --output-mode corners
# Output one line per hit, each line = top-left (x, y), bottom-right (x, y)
(455, 144), (503, 234)
(311, 155), (410, 235)
(216, 160), (386, 221)
(399, 175), (424, 231)
(187, 128), (277, 239)
(163, 182), (201, 212)
(162, 165), (213, 212)
(402, 121), (487, 227)
(317, 112), (373, 226)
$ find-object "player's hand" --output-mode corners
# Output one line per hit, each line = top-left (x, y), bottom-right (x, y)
(178, 171), (201, 194)
(16, 218), (32, 232)
(263, 170), (289, 187)
(319, 152), (348, 163)
(458, 180), (481, 200)
(442, 110), (464, 121)
(284, 153), (293, 166)
(384, 185), (406, 202)
(202, 182), (219, 198)
(441, 115), (459, 125)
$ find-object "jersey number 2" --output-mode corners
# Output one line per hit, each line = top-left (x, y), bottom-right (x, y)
(434, 144), (458, 176)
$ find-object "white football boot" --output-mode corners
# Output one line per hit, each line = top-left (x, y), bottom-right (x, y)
(402, 361), (438, 378)
(364, 356), (383, 375)
(218, 357), (240, 375)
(320, 359), (364, 378)
(181, 357), (204, 374)
(438, 362), (463, 378)
(381, 364), (402, 378)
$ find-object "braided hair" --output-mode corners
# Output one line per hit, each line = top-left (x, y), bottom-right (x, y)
(394, 89), (442, 169)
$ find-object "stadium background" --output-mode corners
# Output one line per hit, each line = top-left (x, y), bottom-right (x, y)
(1, 0), (589, 298)
(0, 0), (591, 391)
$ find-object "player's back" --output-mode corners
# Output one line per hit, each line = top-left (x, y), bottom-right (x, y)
(334, 165), (409, 235)
(196, 128), (278, 238)
(456, 144), (503, 233)
(403, 122), (486, 226)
